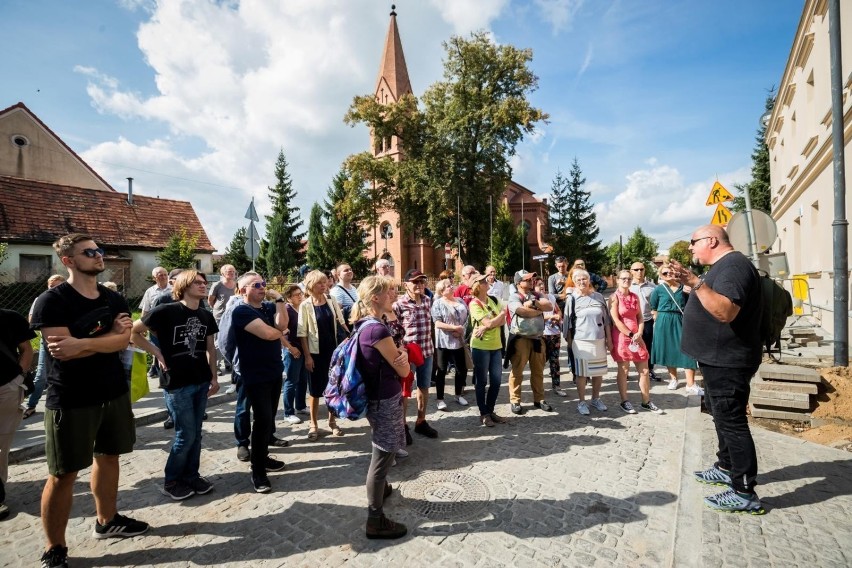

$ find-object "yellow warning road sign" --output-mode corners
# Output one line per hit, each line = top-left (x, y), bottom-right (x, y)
(711, 203), (732, 226)
(705, 181), (735, 205)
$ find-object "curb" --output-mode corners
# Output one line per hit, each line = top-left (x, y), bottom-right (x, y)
(670, 394), (705, 567)
(8, 392), (235, 466)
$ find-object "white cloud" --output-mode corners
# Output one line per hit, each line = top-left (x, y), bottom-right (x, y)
(429, 0), (509, 33)
(534, 0), (584, 35)
(594, 164), (751, 250)
(577, 43), (593, 76)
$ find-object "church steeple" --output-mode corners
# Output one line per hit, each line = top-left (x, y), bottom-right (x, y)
(375, 4), (412, 106)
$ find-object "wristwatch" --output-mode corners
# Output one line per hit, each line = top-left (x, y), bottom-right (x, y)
(275, 298), (286, 303)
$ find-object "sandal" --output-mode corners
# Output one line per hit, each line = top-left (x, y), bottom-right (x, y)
(307, 427), (319, 441)
(328, 420), (343, 437)
(22, 407), (36, 419)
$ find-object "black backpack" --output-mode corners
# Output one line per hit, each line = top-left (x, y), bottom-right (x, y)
(758, 273), (793, 359)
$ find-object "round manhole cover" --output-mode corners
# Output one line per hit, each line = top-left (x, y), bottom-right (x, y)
(402, 471), (491, 521)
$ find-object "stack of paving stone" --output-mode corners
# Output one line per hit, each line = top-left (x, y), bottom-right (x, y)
(783, 327), (824, 348)
(749, 363), (821, 420)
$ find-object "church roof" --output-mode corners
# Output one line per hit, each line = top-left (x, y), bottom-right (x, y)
(374, 6), (413, 103)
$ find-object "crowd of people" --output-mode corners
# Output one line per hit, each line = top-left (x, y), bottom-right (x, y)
(0, 225), (766, 565)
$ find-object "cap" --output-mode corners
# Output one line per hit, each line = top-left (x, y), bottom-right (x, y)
(472, 273), (489, 284)
(168, 269), (184, 280)
(513, 269), (537, 286)
(405, 269), (427, 282)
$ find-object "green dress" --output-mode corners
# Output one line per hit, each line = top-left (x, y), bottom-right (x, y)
(649, 284), (697, 369)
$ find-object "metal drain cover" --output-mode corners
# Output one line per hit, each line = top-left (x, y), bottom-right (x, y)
(402, 471), (491, 521)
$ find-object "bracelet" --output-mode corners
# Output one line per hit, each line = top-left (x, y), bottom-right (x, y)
(692, 279), (704, 291)
(275, 298), (286, 303)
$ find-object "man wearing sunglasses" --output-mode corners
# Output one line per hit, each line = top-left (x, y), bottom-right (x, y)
(670, 225), (764, 515)
(31, 234), (149, 568)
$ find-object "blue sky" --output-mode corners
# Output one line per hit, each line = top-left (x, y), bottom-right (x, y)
(0, 0), (802, 257)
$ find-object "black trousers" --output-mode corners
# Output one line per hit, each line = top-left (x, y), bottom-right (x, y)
(700, 363), (759, 493)
(244, 377), (283, 475)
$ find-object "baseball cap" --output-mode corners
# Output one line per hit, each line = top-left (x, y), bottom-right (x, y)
(405, 269), (427, 282)
(472, 273), (489, 284)
(513, 269), (537, 286)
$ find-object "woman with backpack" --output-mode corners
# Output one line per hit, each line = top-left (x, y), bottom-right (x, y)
(351, 276), (411, 539)
(469, 274), (509, 427)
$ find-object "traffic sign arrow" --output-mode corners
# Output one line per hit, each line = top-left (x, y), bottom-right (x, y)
(245, 199), (259, 222)
(711, 203), (732, 226)
(705, 181), (735, 206)
(246, 221), (260, 242)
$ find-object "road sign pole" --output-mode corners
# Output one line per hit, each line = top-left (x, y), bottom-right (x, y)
(743, 187), (760, 264)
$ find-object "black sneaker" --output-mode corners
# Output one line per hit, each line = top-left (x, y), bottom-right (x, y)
(40, 545), (68, 568)
(510, 403), (525, 415)
(252, 473), (272, 493)
(366, 514), (408, 539)
(0, 502), (9, 520)
(265, 457), (286, 472)
(404, 424), (413, 446)
(202, 413), (208, 421)
(163, 416), (175, 429)
(533, 400), (553, 412)
(92, 513), (149, 539)
(187, 476), (214, 495)
(160, 481), (195, 501)
(650, 370), (662, 382)
(413, 421), (438, 438)
(269, 436), (290, 447)
(237, 445), (250, 462)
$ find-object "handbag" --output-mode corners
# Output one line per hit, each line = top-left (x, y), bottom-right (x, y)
(128, 349), (150, 403)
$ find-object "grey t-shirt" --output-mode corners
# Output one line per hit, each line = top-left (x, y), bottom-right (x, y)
(209, 281), (236, 322)
(629, 280), (656, 322)
(565, 291), (609, 341)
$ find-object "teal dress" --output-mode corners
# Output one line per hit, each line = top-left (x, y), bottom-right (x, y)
(649, 284), (697, 370)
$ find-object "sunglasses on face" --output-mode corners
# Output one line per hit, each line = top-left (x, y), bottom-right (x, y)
(660, 271), (671, 277)
(249, 281), (267, 289)
(690, 236), (712, 246)
(78, 248), (105, 258)
(631, 267), (644, 272)
(618, 277), (631, 281)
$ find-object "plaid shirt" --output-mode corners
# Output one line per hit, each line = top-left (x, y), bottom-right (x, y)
(393, 293), (434, 358)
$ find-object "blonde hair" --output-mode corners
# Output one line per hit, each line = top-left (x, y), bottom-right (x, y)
(47, 274), (66, 288)
(172, 270), (205, 300)
(617, 269), (632, 283)
(350, 275), (391, 324)
(434, 278), (453, 296)
(101, 281), (118, 291)
(471, 279), (488, 297)
(303, 270), (328, 295)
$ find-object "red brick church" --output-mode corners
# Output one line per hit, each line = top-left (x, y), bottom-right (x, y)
(366, 7), (549, 277)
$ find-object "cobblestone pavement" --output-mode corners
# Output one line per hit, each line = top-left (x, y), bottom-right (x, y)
(3, 363), (851, 567)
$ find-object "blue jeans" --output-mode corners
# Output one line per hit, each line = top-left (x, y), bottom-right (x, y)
(234, 372), (251, 447)
(26, 340), (48, 409)
(472, 348), (502, 416)
(282, 350), (308, 416)
(163, 382), (209, 484)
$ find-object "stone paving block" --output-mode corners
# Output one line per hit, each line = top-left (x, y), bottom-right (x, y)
(749, 403), (811, 420)
(750, 395), (811, 409)
(758, 363), (822, 383)
(752, 378), (819, 395)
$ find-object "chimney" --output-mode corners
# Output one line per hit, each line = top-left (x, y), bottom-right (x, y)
(127, 177), (134, 205)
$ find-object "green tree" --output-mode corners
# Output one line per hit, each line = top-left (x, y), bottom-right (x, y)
(0, 242), (8, 265)
(668, 240), (692, 267)
(306, 203), (331, 271)
(490, 203), (516, 276)
(322, 167), (372, 277)
(157, 227), (199, 271)
(732, 91), (775, 214)
(344, 31), (548, 268)
(265, 149), (305, 278)
(564, 158), (604, 271)
(602, 227), (659, 279)
(221, 227), (253, 275)
(546, 169), (571, 260)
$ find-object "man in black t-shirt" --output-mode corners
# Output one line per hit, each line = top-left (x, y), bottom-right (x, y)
(30, 234), (149, 568)
(671, 224), (764, 515)
(0, 309), (35, 521)
(132, 270), (219, 501)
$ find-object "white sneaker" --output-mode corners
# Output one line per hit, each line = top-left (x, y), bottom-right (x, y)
(667, 379), (679, 390)
(284, 415), (302, 424)
(457, 395), (469, 407)
(686, 385), (705, 396)
(589, 398), (608, 412)
(577, 401), (590, 415)
(224, 384), (237, 395)
(437, 400), (448, 411)
(395, 448), (409, 459)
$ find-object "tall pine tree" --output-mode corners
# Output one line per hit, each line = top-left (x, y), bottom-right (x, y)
(565, 158), (605, 271)
(323, 167), (371, 276)
(222, 227), (253, 274)
(547, 169), (571, 262)
(306, 203), (331, 271)
(265, 149), (305, 279)
(732, 91), (775, 214)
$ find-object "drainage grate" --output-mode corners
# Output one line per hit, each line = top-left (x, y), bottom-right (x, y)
(401, 470), (491, 521)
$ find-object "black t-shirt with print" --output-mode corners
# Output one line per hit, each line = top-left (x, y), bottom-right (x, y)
(30, 282), (131, 409)
(142, 302), (218, 390)
(0, 309), (36, 385)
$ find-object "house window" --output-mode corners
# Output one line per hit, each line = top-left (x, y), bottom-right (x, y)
(20, 254), (51, 283)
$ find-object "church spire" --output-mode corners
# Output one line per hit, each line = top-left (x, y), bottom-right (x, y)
(375, 4), (412, 105)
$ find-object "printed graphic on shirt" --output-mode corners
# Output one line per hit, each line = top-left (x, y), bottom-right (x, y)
(169, 317), (208, 358)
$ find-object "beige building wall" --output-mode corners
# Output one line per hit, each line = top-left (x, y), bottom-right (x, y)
(767, 0), (852, 339)
(0, 105), (113, 191)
